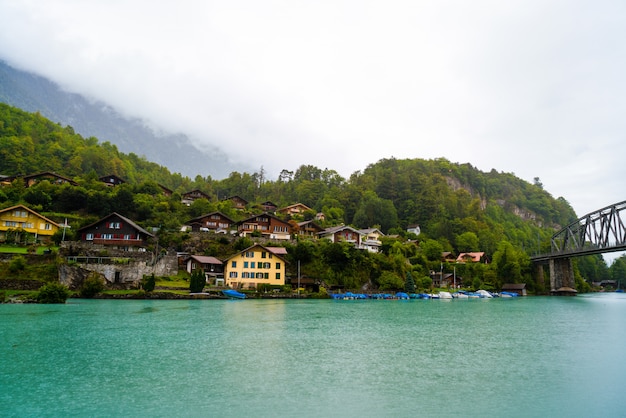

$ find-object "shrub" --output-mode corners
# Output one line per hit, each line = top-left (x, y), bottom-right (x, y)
(189, 269), (205, 293)
(80, 274), (105, 298)
(8, 256), (26, 273)
(37, 282), (71, 304)
(142, 274), (156, 292)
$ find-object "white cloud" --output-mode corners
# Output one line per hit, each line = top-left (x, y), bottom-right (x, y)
(0, 0), (625, 217)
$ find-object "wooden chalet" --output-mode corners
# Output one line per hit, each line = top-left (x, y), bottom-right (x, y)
(185, 255), (224, 285)
(9, 171), (78, 187)
(99, 174), (125, 187)
(182, 189), (211, 206)
(456, 252), (486, 263)
(223, 195), (248, 210)
(277, 203), (312, 217)
(236, 213), (291, 240)
(186, 211), (235, 233)
(319, 225), (362, 246)
(296, 220), (324, 239)
(257, 201), (278, 212)
(77, 212), (154, 250)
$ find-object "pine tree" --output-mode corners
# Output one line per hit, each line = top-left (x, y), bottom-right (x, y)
(189, 269), (205, 293)
(404, 271), (416, 293)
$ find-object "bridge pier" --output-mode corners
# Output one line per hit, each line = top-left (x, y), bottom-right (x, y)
(549, 258), (577, 296)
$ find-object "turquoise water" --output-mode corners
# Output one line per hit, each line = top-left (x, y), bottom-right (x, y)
(1, 294), (625, 417)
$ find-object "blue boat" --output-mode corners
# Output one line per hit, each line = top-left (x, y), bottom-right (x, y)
(500, 291), (519, 298)
(222, 289), (246, 299)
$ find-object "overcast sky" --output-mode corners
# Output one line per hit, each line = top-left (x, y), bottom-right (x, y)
(0, 0), (625, 220)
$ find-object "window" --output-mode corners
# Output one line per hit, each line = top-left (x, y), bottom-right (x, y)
(251, 262), (255, 268)
(276, 263), (281, 269)
(264, 273), (269, 279)
(276, 273), (281, 280)
(108, 222), (121, 229)
(229, 272), (238, 278)
(231, 261), (237, 268)
(13, 210), (27, 218)
(5, 221), (17, 227)
(86, 233), (94, 241)
(43, 223), (51, 230)
(261, 252), (267, 258)
(244, 261), (249, 268)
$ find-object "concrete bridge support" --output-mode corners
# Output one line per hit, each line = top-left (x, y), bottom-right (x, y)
(549, 258), (577, 295)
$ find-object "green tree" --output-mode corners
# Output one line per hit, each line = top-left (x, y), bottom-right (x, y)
(142, 274), (156, 292)
(37, 282), (71, 303)
(404, 271), (416, 293)
(189, 269), (206, 293)
(79, 274), (105, 298)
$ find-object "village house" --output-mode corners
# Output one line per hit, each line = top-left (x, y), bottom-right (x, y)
(7, 171), (78, 187)
(185, 255), (224, 285)
(441, 252), (457, 263)
(296, 220), (324, 239)
(158, 184), (173, 197)
(185, 211), (235, 233)
(181, 189), (211, 206)
(76, 212), (154, 250)
(257, 201), (278, 212)
(358, 228), (385, 253)
(277, 203), (312, 217)
(236, 213), (291, 240)
(407, 224), (421, 236)
(222, 195), (248, 210)
(224, 244), (287, 289)
(99, 174), (125, 187)
(0, 204), (60, 244)
(456, 252), (486, 263)
(319, 225), (362, 247)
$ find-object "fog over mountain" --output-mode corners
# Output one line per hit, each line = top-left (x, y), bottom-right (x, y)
(0, 61), (245, 178)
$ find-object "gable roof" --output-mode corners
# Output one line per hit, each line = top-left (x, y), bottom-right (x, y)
(358, 228), (385, 236)
(277, 203), (312, 213)
(20, 171), (78, 186)
(0, 204), (60, 227)
(236, 212), (291, 226)
(223, 195), (249, 204)
(77, 212), (154, 237)
(186, 255), (223, 265)
(319, 225), (362, 236)
(186, 211), (235, 224)
(224, 243), (288, 262)
(456, 252), (485, 263)
(99, 174), (126, 185)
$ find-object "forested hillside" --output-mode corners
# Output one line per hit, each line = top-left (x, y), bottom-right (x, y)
(0, 61), (239, 178)
(2, 102), (619, 291)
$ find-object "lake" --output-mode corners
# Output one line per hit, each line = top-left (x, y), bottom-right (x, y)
(1, 293), (625, 417)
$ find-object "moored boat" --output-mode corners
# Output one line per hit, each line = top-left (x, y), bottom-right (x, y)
(222, 289), (246, 299)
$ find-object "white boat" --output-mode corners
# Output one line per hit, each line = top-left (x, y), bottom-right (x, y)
(475, 289), (493, 298)
(439, 291), (453, 299)
(453, 292), (469, 299)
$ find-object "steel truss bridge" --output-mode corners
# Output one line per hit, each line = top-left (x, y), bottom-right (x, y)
(531, 200), (626, 294)
(532, 200), (626, 262)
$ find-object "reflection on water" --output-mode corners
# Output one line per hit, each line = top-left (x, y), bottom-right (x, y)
(1, 295), (625, 417)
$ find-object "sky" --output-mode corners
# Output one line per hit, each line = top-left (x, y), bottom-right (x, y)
(0, 0), (625, 220)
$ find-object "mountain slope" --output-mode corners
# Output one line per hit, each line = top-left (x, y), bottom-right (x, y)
(0, 60), (243, 178)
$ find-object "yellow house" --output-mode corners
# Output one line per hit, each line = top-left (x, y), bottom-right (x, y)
(224, 244), (287, 289)
(0, 205), (60, 243)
